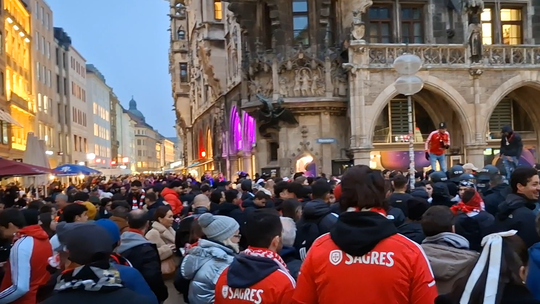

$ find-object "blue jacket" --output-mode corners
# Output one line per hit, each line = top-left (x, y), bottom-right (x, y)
(527, 243), (540, 300)
(112, 263), (159, 304)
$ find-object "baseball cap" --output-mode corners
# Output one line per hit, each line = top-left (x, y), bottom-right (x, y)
(63, 223), (112, 265)
(463, 163), (478, 172)
(438, 122), (447, 129)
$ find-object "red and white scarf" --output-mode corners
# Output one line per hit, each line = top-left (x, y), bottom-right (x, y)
(132, 189), (145, 209)
(243, 246), (289, 273)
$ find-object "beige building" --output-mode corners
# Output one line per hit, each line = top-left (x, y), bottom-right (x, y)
(31, 0), (57, 166)
(53, 27), (71, 164)
(0, 2), (9, 158)
(172, 0), (540, 177)
(163, 137), (176, 166)
(67, 46), (89, 165)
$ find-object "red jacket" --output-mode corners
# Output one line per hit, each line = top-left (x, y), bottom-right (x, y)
(292, 233), (437, 304)
(215, 255), (295, 304)
(0, 225), (52, 304)
(161, 187), (183, 215)
(425, 130), (450, 156)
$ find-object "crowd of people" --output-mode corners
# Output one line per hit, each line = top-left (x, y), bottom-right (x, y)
(0, 159), (539, 303)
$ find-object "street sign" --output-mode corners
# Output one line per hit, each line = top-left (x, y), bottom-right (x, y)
(316, 138), (336, 144)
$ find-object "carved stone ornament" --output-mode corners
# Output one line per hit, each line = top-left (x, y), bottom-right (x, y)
(198, 45), (223, 100)
(351, 10), (366, 41)
(277, 50), (326, 97)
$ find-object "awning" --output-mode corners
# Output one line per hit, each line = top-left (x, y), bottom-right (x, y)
(0, 109), (23, 127)
(186, 159), (213, 169)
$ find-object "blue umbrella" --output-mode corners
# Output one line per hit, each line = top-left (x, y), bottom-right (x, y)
(53, 164), (102, 176)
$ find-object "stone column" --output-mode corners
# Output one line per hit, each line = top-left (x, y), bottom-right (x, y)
(465, 144), (486, 168)
(243, 153), (252, 177)
(229, 156), (238, 178)
(352, 147), (371, 166)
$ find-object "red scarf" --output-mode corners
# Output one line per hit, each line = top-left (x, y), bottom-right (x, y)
(132, 189), (145, 209)
(451, 191), (484, 215)
(243, 246), (289, 273)
(128, 228), (145, 237)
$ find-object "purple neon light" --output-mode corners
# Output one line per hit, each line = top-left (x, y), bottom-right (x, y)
(230, 106), (242, 151)
(243, 112), (256, 145)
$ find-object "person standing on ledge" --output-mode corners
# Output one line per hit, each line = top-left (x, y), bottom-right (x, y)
(425, 122), (451, 172)
(500, 125), (523, 181)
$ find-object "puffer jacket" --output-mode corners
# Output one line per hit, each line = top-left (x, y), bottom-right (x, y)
(180, 239), (235, 304)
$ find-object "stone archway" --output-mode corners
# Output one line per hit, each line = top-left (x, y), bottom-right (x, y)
(367, 74), (473, 144)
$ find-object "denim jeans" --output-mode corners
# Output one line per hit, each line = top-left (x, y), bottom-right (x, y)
(502, 156), (519, 180)
(429, 153), (447, 172)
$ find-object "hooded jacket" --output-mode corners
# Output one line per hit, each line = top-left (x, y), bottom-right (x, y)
(181, 239), (236, 304)
(0, 225), (52, 304)
(215, 254), (295, 304)
(291, 210), (437, 304)
(279, 246), (302, 280)
(116, 231), (168, 302)
(500, 126), (523, 157)
(496, 193), (540, 248)
(161, 187), (183, 215)
(398, 222), (425, 244)
(483, 183), (511, 216)
(526, 242), (540, 301)
(421, 233), (479, 294)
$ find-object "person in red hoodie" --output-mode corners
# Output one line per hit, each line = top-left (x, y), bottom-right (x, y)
(292, 165), (437, 304)
(0, 208), (52, 304)
(161, 180), (183, 216)
(425, 122), (451, 172)
(215, 209), (295, 304)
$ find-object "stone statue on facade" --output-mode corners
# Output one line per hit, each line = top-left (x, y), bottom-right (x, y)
(463, 0), (484, 63)
(255, 93), (298, 138)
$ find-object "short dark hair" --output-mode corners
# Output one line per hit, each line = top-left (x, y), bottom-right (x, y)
(145, 192), (157, 202)
(168, 180), (182, 189)
(286, 182), (304, 198)
(510, 167), (538, 193)
(421, 206), (454, 237)
(131, 180), (142, 187)
(311, 179), (331, 199)
(22, 209), (40, 226)
(340, 165), (386, 211)
(200, 184), (211, 193)
(111, 201), (130, 210)
(245, 209), (282, 248)
(128, 210), (148, 229)
(154, 206), (171, 222)
(27, 200), (44, 210)
(224, 190), (239, 203)
(210, 190), (223, 204)
(393, 174), (408, 189)
(72, 192), (89, 202)
(0, 208), (26, 229)
(254, 191), (270, 200)
(112, 206), (129, 218)
(62, 203), (88, 223)
(406, 197), (430, 221)
(490, 174), (504, 185)
(273, 181), (289, 196)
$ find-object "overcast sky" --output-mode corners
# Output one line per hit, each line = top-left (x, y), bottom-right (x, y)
(46, 0), (176, 137)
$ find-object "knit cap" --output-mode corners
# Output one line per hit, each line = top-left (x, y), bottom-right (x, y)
(197, 213), (239, 242)
(80, 201), (97, 220)
(94, 219), (121, 245)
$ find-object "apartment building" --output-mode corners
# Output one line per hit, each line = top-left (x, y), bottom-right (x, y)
(67, 45), (89, 165)
(86, 64), (111, 169)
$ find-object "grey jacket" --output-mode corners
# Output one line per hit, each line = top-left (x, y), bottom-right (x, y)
(180, 239), (235, 304)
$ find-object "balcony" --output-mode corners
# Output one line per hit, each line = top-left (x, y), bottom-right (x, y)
(171, 40), (188, 53)
(365, 44), (540, 69)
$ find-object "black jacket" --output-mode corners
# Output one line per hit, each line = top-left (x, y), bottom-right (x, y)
(397, 222), (425, 244)
(41, 288), (154, 304)
(116, 232), (168, 302)
(500, 126), (523, 157)
(483, 183), (511, 216)
(214, 203), (248, 249)
(293, 199), (338, 260)
(496, 193), (540, 248)
(454, 211), (496, 251)
(436, 284), (540, 304)
(175, 207), (210, 249)
(279, 246), (302, 280)
(388, 192), (413, 217)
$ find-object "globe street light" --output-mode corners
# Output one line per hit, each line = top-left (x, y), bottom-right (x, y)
(393, 53), (424, 189)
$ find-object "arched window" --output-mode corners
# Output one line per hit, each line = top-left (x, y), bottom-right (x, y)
(292, 0), (309, 45)
(214, 0), (223, 21)
(177, 29), (186, 40)
(175, 3), (186, 17)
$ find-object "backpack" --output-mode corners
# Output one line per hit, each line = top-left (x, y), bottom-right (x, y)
(293, 215), (328, 261)
(110, 252), (132, 267)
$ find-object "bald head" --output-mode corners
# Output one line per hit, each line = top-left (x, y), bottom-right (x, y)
(127, 209), (148, 230)
(193, 194), (211, 209)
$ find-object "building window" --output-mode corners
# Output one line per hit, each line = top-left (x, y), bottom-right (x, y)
(0, 72), (4, 95)
(0, 32), (3, 54)
(368, 6), (392, 43)
(292, 0), (309, 45)
(177, 29), (185, 40)
(214, 0), (223, 20)
(0, 121), (8, 145)
(180, 63), (188, 82)
(481, 7), (523, 45)
(401, 6), (423, 43)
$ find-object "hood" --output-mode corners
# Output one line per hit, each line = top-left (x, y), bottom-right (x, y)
(279, 246), (296, 260)
(161, 187), (178, 198)
(226, 254), (279, 288)
(330, 211), (397, 256)
(422, 243), (478, 281)
(432, 182), (450, 197)
(181, 239), (235, 280)
(490, 183), (510, 195)
(241, 198), (257, 208)
(302, 199), (331, 220)
(411, 188), (429, 199)
(215, 203), (241, 216)
(502, 125), (513, 134)
(19, 224), (49, 240)
(529, 243), (540, 269)
(498, 193), (536, 220)
(398, 222), (423, 237)
(116, 232), (150, 253)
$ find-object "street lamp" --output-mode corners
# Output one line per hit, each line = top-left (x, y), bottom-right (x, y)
(393, 53), (424, 189)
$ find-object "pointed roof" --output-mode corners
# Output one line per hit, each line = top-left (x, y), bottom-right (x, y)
(128, 96), (145, 121)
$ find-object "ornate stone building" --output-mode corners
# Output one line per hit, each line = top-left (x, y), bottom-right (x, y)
(171, 0), (540, 177)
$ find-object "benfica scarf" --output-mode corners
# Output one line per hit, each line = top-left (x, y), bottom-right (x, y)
(132, 189), (145, 210)
(243, 246), (289, 273)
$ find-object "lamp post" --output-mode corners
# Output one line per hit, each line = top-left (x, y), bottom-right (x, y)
(393, 53), (424, 189)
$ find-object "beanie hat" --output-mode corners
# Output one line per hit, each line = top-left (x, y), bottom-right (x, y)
(94, 219), (121, 245)
(197, 213), (239, 242)
(63, 224), (113, 265)
(80, 201), (97, 220)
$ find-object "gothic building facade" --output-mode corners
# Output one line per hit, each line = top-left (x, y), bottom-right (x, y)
(169, 0), (540, 178)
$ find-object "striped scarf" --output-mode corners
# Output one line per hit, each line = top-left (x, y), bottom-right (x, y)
(132, 189), (145, 210)
(243, 246), (289, 273)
